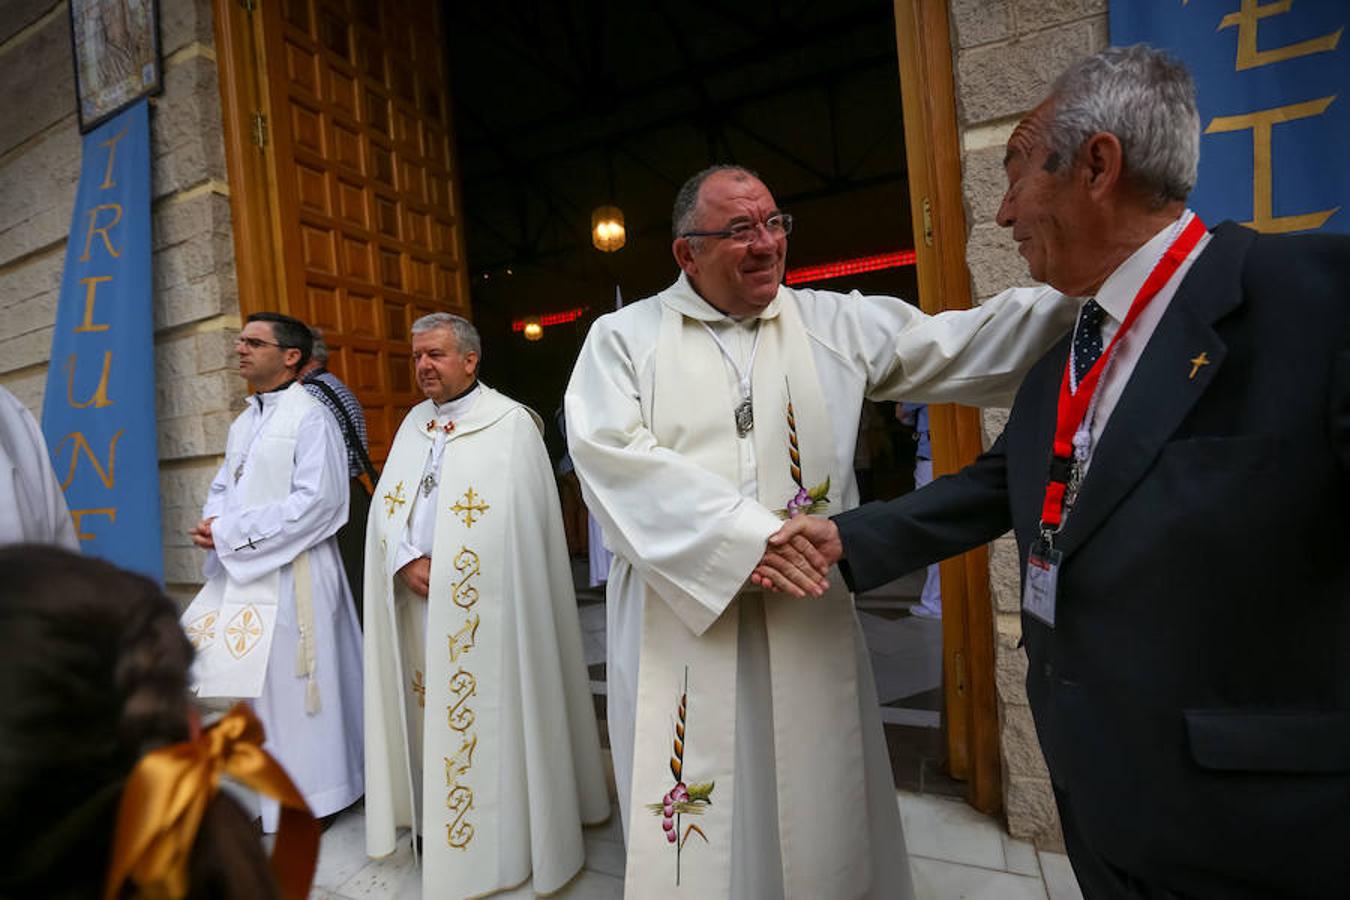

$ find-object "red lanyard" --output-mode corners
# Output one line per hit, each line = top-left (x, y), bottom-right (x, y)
(1039, 214), (1207, 532)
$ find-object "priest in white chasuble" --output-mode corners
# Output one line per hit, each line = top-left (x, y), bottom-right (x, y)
(182, 312), (365, 831)
(565, 165), (1077, 899)
(364, 313), (609, 898)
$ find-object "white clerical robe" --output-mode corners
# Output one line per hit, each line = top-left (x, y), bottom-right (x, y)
(565, 275), (1075, 899)
(189, 385), (365, 831)
(364, 384), (609, 899)
(0, 386), (78, 549)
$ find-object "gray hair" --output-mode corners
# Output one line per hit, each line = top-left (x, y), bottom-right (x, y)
(672, 164), (762, 238)
(308, 326), (329, 364)
(411, 312), (481, 358)
(1046, 44), (1199, 206)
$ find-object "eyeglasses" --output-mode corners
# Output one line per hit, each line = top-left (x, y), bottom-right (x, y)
(681, 212), (793, 244)
(234, 336), (286, 350)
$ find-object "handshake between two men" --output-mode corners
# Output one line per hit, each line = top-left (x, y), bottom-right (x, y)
(751, 515), (842, 597)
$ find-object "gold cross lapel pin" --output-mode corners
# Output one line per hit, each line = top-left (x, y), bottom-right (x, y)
(1188, 352), (1210, 380)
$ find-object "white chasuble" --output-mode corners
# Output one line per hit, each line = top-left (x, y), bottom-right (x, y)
(622, 290), (869, 899)
(184, 384), (316, 700)
(364, 386), (609, 899)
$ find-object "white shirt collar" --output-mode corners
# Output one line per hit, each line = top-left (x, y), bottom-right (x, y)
(1093, 209), (1195, 324)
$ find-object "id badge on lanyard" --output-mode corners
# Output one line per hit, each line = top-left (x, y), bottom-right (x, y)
(1024, 534), (1061, 627)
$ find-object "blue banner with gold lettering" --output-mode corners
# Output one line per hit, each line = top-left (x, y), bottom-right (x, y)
(42, 98), (162, 581)
(1111, 0), (1347, 235)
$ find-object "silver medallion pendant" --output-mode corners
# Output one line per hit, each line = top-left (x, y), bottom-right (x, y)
(734, 398), (754, 437)
(421, 472), (437, 497)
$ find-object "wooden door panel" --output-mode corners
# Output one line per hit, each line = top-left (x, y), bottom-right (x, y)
(253, 0), (469, 463)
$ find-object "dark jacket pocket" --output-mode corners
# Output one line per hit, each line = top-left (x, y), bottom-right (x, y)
(1185, 709), (1350, 774)
(1157, 434), (1276, 472)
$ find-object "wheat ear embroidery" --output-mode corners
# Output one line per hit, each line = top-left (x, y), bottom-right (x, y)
(647, 666), (713, 885)
(775, 380), (830, 518)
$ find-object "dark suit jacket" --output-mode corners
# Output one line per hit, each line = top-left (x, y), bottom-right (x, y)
(837, 223), (1350, 898)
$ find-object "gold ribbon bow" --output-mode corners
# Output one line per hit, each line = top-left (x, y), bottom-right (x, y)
(103, 703), (320, 900)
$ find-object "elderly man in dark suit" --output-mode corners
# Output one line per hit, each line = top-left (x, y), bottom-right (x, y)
(764, 45), (1350, 898)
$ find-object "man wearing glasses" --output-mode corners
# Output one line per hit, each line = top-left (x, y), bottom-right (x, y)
(182, 311), (365, 832)
(565, 165), (1076, 897)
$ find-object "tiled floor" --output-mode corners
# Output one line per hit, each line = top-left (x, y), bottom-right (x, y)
(308, 791), (1083, 899)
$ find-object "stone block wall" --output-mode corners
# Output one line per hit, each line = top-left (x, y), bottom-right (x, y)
(946, 0), (1109, 849)
(0, 0), (240, 602)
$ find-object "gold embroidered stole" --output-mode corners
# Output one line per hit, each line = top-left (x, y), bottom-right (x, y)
(364, 390), (520, 895)
(625, 291), (869, 898)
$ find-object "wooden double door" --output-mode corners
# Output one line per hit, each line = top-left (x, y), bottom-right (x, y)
(216, 0), (470, 462)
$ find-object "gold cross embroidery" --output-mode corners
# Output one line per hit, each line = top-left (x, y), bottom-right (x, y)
(383, 481), (407, 518)
(451, 487), (490, 528)
(412, 670), (426, 708)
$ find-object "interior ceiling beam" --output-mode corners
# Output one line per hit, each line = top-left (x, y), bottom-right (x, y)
(452, 6), (586, 98)
(457, 106), (593, 260)
(459, 51), (896, 183)
(726, 116), (834, 186)
(654, 0), (732, 171)
(450, 6), (894, 148)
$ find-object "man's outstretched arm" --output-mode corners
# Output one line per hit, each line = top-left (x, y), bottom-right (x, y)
(757, 433), (1015, 594)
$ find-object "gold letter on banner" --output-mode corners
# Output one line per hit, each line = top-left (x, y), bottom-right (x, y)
(79, 204), (123, 262)
(70, 507), (116, 540)
(1218, 0), (1343, 70)
(1205, 97), (1341, 233)
(75, 276), (113, 332)
(65, 352), (114, 409)
(98, 128), (128, 189)
(54, 430), (125, 490)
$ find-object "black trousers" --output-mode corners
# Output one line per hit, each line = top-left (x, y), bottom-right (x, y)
(1053, 786), (1192, 900)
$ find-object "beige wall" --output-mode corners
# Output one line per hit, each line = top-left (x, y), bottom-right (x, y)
(0, 0), (240, 602)
(947, 0), (1109, 848)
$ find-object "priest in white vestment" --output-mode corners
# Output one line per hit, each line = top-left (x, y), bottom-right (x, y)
(0, 386), (78, 549)
(364, 313), (609, 898)
(565, 166), (1077, 899)
(182, 312), (364, 831)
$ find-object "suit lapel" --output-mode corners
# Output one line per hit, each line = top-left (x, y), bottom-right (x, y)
(1054, 223), (1255, 557)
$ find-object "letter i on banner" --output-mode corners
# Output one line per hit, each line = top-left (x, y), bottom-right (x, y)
(42, 98), (163, 581)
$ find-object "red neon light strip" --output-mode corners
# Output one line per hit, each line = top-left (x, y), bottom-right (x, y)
(511, 307), (586, 332)
(785, 249), (917, 286)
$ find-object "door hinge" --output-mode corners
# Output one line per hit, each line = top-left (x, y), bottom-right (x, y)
(922, 197), (934, 247)
(239, 0), (256, 12)
(250, 111), (268, 148)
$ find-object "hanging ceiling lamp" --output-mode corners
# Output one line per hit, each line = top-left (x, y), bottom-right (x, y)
(591, 205), (626, 252)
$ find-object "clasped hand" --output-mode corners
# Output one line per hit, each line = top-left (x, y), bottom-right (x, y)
(750, 515), (845, 597)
